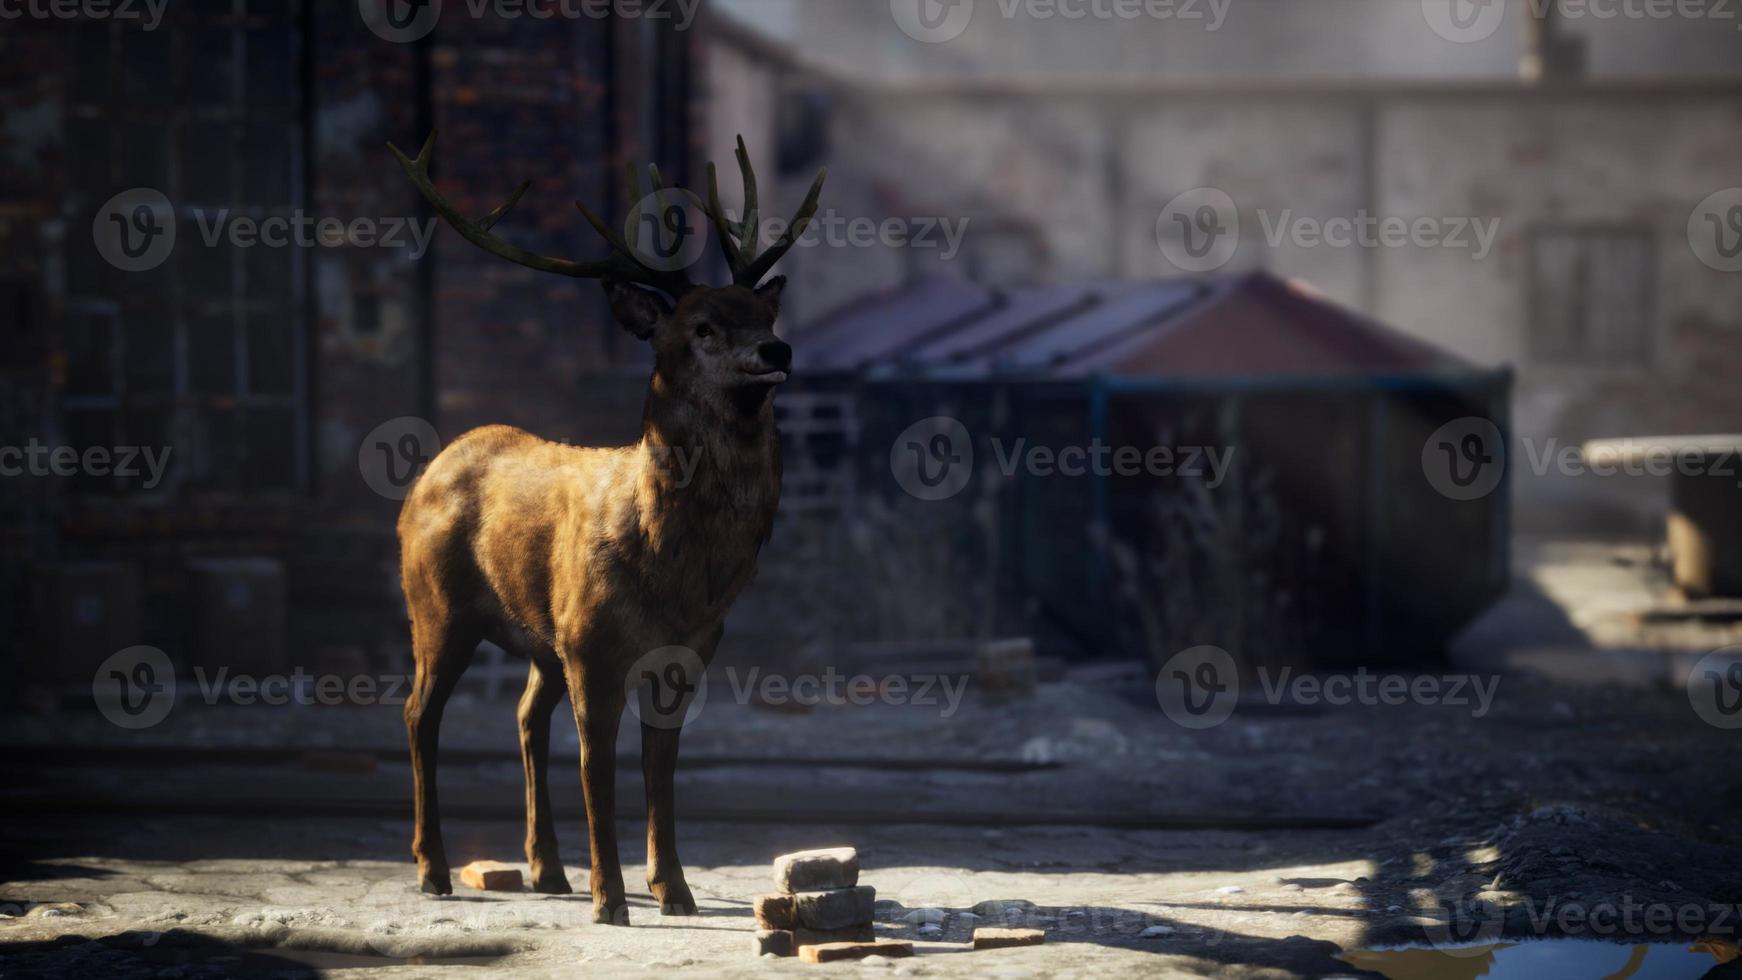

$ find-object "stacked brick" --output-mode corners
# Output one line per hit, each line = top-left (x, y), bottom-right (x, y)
(751, 848), (912, 962)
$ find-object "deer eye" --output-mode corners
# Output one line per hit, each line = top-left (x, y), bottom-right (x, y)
(694, 323), (714, 339)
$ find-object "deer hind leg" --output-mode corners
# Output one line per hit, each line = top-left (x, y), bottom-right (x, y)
(519, 656), (571, 894)
(566, 664), (630, 926)
(405, 611), (479, 896)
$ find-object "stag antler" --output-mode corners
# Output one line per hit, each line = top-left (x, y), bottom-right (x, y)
(387, 130), (700, 299)
(705, 135), (828, 288)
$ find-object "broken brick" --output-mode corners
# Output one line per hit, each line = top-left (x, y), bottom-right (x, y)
(794, 885), (876, 931)
(972, 927), (1045, 950)
(798, 940), (914, 963)
(773, 847), (859, 893)
(752, 929), (794, 957)
(754, 893), (796, 930)
(458, 861), (523, 892)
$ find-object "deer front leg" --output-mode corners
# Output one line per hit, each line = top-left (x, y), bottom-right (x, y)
(641, 624), (718, 916)
(569, 670), (630, 925)
(519, 657), (571, 894)
(641, 721), (695, 915)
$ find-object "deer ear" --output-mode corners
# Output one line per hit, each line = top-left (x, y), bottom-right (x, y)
(755, 275), (788, 318)
(603, 278), (672, 341)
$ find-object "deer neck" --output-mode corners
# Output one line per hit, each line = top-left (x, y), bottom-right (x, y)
(636, 373), (781, 526)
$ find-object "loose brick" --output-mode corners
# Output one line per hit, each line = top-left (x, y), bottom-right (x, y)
(794, 924), (875, 945)
(752, 929), (794, 957)
(972, 927), (1045, 950)
(754, 893), (796, 930)
(794, 885), (876, 931)
(798, 940), (914, 963)
(458, 861), (523, 892)
(773, 847), (859, 893)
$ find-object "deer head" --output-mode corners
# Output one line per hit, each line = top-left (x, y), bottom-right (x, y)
(388, 132), (826, 417)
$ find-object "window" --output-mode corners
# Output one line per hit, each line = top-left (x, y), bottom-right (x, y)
(63, 2), (306, 496)
(1528, 226), (1656, 367)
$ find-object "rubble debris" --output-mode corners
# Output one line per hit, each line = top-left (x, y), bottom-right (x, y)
(752, 929), (793, 958)
(773, 847), (859, 893)
(798, 940), (914, 963)
(972, 927), (1045, 950)
(754, 894), (796, 930)
(794, 885), (876, 931)
(458, 861), (523, 892)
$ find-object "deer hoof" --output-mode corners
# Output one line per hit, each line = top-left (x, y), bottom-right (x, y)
(419, 872), (453, 896)
(592, 902), (632, 926)
(659, 899), (698, 917)
(531, 873), (573, 895)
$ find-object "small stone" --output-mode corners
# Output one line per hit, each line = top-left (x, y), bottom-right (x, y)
(901, 907), (946, 925)
(1216, 885), (1244, 895)
(754, 894), (796, 930)
(973, 927), (1045, 950)
(773, 847), (859, 893)
(1138, 925), (1174, 938)
(873, 899), (906, 920)
(458, 861), (523, 892)
(972, 899), (1036, 917)
(795, 886), (877, 931)
(916, 924), (943, 938)
(799, 940), (914, 963)
(26, 903), (82, 918)
(752, 929), (794, 958)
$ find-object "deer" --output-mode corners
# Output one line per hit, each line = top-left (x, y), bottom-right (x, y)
(387, 130), (825, 925)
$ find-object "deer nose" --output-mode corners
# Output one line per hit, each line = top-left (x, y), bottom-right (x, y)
(758, 341), (793, 371)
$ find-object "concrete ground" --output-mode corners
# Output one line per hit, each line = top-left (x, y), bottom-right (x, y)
(2, 538), (1740, 978)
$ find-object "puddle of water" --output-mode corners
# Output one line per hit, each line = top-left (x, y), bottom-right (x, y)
(1339, 940), (1729, 980)
(135, 946), (505, 975)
